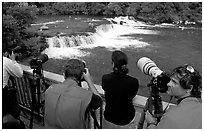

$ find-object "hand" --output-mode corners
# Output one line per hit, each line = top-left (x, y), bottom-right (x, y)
(9, 51), (16, 61)
(83, 68), (100, 95)
(145, 110), (156, 124)
(83, 68), (92, 82)
(3, 114), (20, 125)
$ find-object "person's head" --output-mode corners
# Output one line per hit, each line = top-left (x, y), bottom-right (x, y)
(167, 64), (201, 99)
(3, 45), (21, 58)
(63, 59), (85, 82)
(111, 50), (129, 75)
(3, 46), (12, 57)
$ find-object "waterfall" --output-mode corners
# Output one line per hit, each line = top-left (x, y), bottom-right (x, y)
(43, 16), (159, 59)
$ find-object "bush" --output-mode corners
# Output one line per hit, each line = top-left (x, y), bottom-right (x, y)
(3, 2), (41, 58)
(24, 36), (49, 57)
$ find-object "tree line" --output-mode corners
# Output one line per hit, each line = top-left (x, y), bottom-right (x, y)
(2, 2), (202, 60)
(29, 2), (202, 23)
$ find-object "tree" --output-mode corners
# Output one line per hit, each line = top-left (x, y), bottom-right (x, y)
(3, 15), (19, 51)
(126, 3), (142, 17)
(89, 3), (106, 15)
(3, 2), (41, 57)
(103, 2), (123, 16)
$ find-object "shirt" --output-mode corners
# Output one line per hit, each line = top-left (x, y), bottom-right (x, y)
(156, 97), (202, 129)
(44, 79), (102, 129)
(102, 72), (139, 125)
(3, 57), (23, 88)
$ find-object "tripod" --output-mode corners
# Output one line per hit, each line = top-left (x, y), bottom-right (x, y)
(137, 78), (163, 129)
(29, 68), (44, 129)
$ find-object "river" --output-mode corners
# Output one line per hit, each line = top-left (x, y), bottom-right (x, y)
(31, 15), (202, 102)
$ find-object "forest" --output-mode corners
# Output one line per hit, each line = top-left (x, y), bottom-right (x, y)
(2, 2), (202, 59)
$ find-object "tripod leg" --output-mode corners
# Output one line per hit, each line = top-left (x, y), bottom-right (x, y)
(36, 78), (41, 121)
(137, 97), (150, 129)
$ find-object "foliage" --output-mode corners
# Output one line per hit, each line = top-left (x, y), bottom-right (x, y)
(88, 3), (106, 15)
(2, 2), (49, 60)
(25, 36), (49, 57)
(103, 3), (123, 16)
(32, 2), (201, 23)
(2, 15), (19, 51)
(126, 3), (142, 17)
(6, 3), (38, 29)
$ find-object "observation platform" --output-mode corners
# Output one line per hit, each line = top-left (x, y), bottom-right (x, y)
(7, 63), (174, 129)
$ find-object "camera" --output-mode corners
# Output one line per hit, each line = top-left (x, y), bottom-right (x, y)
(137, 57), (170, 93)
(30, 54), (48, 70)
(137, 57), (171, 127)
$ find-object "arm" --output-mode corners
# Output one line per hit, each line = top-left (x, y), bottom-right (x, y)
(3, 56), (23, 78)
(145, 110), (176, 129)
(86, 94), (102, 111)
(145, 111), (157, 129)
(131, 79), (139, 97)
(83, 68), (100, 96)
(101, 75), (106, 90)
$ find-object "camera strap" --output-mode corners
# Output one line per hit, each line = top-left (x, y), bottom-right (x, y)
(163, 96), (173, 114)
(177, 95), (192, 104)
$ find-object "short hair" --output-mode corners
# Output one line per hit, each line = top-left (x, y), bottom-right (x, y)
(64, 59), (85, 81)
(169, 65), (202, 98)
(112, 50), (129, 75)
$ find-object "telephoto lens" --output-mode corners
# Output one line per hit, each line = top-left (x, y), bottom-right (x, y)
(38, 54), (49, 64)
(30, 54), (49, 69)
(137, 57), (170, 93)
(137, 57), (163, 78)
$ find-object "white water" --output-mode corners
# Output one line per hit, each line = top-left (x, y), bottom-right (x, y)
(43, 16), (159, 59)
(31, 20), (65, 26)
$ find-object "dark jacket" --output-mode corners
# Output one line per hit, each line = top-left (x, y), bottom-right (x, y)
(102, 72), (139, 125)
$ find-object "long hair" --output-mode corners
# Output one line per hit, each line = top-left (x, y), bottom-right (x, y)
(169, 65), (202, 98)
(112, 50), (129, 75)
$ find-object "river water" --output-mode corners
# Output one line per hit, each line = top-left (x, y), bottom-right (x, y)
(34, 15), (202, 102)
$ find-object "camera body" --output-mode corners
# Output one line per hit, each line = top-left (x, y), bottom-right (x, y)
(30, 54), (48, 70)
(137, 57), (170, 93)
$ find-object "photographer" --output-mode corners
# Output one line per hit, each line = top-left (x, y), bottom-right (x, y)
(3, 47), (24, 128)
(44, 59), (102, 129)
(3, 49), (23, 88)
(145, 65), (202, 129)
(102, 50), (139, 128)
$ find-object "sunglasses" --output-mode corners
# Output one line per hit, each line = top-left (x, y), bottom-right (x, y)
(177, 64), (195, 78)
(186, 65), (195, 73)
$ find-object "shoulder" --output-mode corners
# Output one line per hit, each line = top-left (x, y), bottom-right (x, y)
(126, 75), (139, 83)
(45, 84), (61, 94)
(166, 99), (202, 119)
(179, 98), (202, 111)
(3, 57), (12, 65)
(102, 72), (113, 79)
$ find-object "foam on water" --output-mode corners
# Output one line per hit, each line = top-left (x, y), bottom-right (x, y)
(43, 16), (159, 59)
(31, 20), (64, 26)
